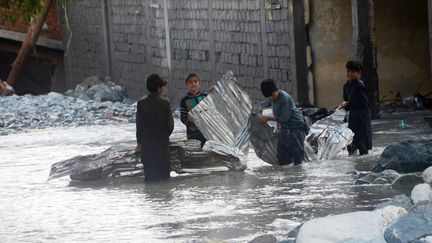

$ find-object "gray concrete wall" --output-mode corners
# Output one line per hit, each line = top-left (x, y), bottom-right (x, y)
(375, 0), (432, 101)
(59, 0), (300, 107)
(60, 1), (107, 90)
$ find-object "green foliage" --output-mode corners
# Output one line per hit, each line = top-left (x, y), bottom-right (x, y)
(0, 0), (46, 24)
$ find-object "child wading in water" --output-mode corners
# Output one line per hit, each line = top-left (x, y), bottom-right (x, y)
(180, 74), (208, 147)
(259, 79), (309, 165)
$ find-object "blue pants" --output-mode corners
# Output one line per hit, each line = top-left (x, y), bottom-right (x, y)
(277, 128), (306, 165)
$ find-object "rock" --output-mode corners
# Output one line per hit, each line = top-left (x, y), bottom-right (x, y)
(0, 89), (137, 135)
(339, 238), (385, 243)
(296, 206), (407, 243)
(286, 223), (302, 239)
(409, 200), (432, 213)
(423, 166), (432, 184)
(391, 173), (424, 193)
(372, 178), (389, 184)
(278, 240), (295, 243)
(375, 194), (413, 211)
(411, 183), (432, 204)
(384, 208), (432, 243)
(81, 75), (103, 86)
(248, 234), (277, 243)
(414, 236), (432, 243)
(373, 139), (432, 173)
(65, 76), (126, 103)
(355, 170), (400, 185)
(355, 173), (379, 185)
(346, 170), (370, 180)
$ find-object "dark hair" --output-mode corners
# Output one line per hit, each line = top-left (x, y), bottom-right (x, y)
(185, 73), (200, 83)
(346, 60), (362, 72)
(260, 79), (278, 97)
(146, 74), (167, 93)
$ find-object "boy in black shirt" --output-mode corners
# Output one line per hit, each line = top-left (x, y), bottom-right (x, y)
(340, 60), (372, 155)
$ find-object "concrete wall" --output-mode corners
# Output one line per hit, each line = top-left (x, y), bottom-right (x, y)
(109, 0), (168, 99)
(60, 1), (108, 90)
(59, 0), (300, 107)
(308, 0), (353, 108)
(375, 0), (432, 101)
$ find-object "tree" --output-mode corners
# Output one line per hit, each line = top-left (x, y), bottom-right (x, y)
(0, 0), (54, 93)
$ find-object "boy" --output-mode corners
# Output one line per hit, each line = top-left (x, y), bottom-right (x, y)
(180, 73), (207, 147)
(136, 74), (174, 181)
(340, 60), (372, 155)
(259, 79), (309, 165)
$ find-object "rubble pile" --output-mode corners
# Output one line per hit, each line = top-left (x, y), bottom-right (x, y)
(0, 77), (137, 135)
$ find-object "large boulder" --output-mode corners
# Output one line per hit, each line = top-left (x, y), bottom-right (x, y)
(411, 183), (432, 204)
(423, 166), (432, 184)
(409, 200), (432, 213)
(248, 234), (277, 243)
(296, 206), (407, 243)
(355, 170), (400, 185)
(375, 194), (413, 211)
(373, 139), (432, 173)
(391, 173), (424, 193)
(384, 208), (432, 243)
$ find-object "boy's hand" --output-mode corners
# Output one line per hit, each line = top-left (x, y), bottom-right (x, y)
(340, 101), (348, 108)
(207, 85), (216, 93)
(187, 115), (195, 123)
(135, 144), (142, 154)
(259, 116), (269, 125)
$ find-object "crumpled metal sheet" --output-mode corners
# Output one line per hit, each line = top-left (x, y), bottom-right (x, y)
(249, 114), (317, 165)
(48, 140), (245, 181)
(190, 71), (252, 157)
(306, 109), (354, 160)
(249, 114), (279, 165)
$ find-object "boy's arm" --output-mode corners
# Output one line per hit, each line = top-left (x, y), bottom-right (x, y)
(166, 102), (174, 136)
(136, 102), (144, 151)
(259, 116), (276, 125)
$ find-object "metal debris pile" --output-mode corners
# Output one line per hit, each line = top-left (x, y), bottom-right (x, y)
(306, 109), (354, 160)
(49, 140), (245, 181)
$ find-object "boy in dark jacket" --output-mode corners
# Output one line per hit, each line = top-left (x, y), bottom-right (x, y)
(180, 73), (207, 147)
(136, 74), (174, 181)
(340, 60), (372, 155)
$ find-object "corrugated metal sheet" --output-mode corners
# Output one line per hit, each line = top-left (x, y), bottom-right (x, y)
(190, 71), (252, 156)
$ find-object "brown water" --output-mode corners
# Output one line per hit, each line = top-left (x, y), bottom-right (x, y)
(0, 113), (431, 242)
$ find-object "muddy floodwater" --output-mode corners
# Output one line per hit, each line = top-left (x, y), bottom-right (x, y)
(1, 112), (431, 242)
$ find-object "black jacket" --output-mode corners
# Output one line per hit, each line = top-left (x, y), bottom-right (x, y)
(343, 79), (369, 110)
(136, 94), (174, 181)
(343, 79), (372, 151)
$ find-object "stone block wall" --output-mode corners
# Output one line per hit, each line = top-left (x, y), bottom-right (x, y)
(60, 0), (300, 108)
